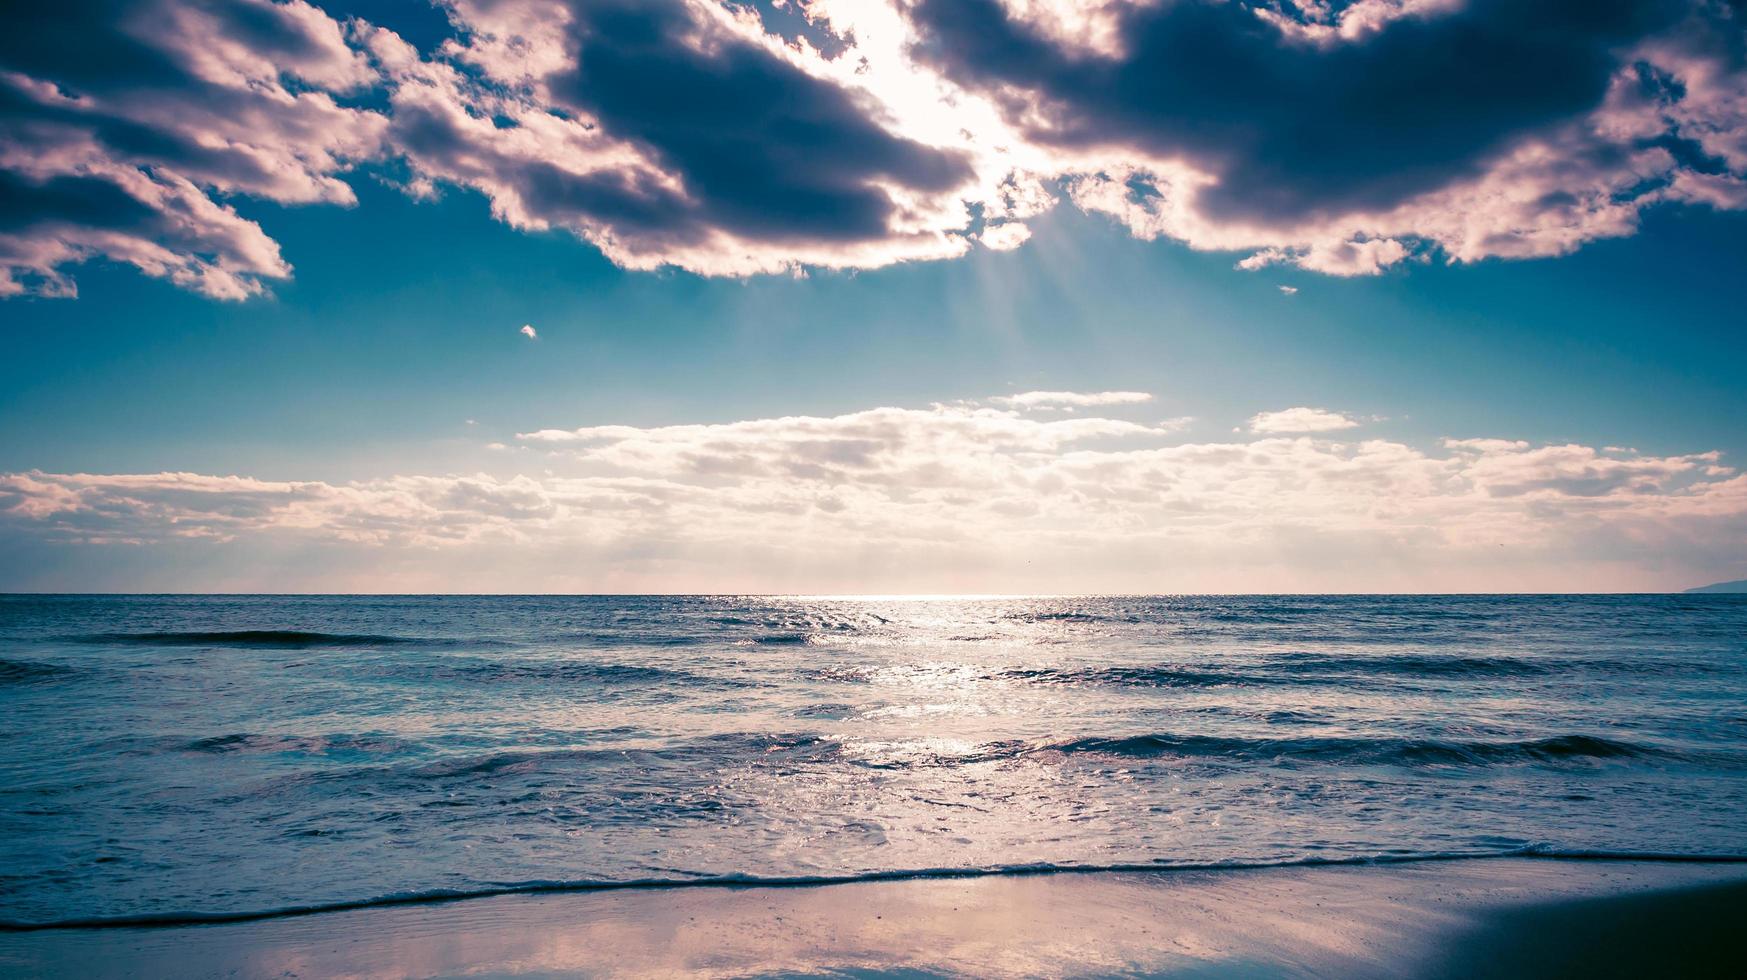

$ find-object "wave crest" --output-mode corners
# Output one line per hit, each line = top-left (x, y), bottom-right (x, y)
(1038, 733), (1670, 767)
(0, 659), (74, 684)
(79, 630), (425, 648)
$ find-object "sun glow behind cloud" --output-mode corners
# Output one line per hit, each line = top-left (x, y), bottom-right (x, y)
(2, 393), (1742, 593)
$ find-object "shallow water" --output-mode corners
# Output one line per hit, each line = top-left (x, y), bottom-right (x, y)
(2, 594), (1744, 925)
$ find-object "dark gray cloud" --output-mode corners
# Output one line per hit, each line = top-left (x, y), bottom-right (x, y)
(555, 0), (969, 242)
(906, 0), (1708, 222)
(373, 0), (979, 273)
(887, 0), (1747, 274)
(0, 0), (383, 297)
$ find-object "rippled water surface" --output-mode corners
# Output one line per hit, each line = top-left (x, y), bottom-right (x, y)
(2, 594), (1745, 924)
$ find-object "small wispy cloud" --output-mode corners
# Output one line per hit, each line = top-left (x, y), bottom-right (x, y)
(1249, 407), (1362, 433)
(1279, 285), (1298, 295)
(520, 324), (538, 340)
(991, 391), (1153, 409)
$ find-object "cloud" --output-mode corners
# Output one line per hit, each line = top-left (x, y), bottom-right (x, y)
(989, 390), (1154, 409)
(519, 324), (537, 340)
(977, 221), (1033, 251)
(514, 399), (1180, 466)
(1278, 285), (1298, 296)
(903, 0), (1747, 274)
(1248, 407), (1363, 433)
(358, 0), (980, 277)
(5, 0), (1747, 298)
(3, 397), (1744, 591)
(0, 0), (385, 298)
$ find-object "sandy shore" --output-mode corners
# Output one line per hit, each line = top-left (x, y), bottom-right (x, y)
(3, 858), (1745, 978)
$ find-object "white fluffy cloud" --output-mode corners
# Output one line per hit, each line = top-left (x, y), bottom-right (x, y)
(3, 395), (1743, 592)
(989, 391), (1155, 409)
(1248, 407), (1364, 434)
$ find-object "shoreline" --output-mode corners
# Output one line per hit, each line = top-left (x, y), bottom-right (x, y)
(4, 857), (1745, 977)
(4, 848), (1747, 932)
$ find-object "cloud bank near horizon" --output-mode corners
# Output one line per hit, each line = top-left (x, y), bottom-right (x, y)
(3, 0), (1746, 297)
(3, 394), (1743, 592)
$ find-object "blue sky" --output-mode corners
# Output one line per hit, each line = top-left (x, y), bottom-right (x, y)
(3, 0), (1746, 592)
(8, 187), (1746, 478)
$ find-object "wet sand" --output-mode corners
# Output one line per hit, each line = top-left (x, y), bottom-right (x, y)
(3, 858), (1745, 978)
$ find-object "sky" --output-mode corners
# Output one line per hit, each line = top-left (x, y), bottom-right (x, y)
(2, 0), (1747, 593)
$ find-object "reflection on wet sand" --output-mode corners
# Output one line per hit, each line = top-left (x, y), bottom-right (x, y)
(5, 858), (1745, 978)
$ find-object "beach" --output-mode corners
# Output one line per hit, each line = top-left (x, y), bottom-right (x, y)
(4, 857), (1745, 978)
(6, 596), (1747, 976)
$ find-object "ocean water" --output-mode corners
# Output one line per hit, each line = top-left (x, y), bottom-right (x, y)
(2, 593), (1745, 926)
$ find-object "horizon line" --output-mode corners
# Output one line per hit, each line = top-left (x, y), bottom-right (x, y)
(2, 591), (1736, 599)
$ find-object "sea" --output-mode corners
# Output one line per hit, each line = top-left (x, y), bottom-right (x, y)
(2, 593), (1744, 927)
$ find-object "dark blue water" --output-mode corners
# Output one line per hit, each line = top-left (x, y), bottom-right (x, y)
(2, 594), (1745, 926)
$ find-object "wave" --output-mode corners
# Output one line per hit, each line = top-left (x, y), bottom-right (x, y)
(1274, 652), (1734, 678)
(294, 731), (1695, 784)
(1269, 652), (1553, 677)
(999, 653), (1716, 689)
(807, 664), (1259, 689)
(0, 659), (74, 684)
(916, 656), (1552, 689)
(397, 733), (829, 781)
(1001, 666), (1251, 688)
(548, 630), (717, 649)
(748, 633), (814, 646)
(6, 849), (1744, 932)
(1030, 733), (1676, 767)
(394, 659), (745, 688)
(1001, 611), (1138, 624)
(179, 733), (412, 756)
(79, 630), (428, 648)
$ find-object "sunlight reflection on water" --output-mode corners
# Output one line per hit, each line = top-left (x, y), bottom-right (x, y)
(2, 593), (1745, 923)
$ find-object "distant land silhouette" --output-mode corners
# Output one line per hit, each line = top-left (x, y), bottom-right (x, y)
(1687, 579), (1747, 593)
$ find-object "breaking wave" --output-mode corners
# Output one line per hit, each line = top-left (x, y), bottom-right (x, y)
(79, 630), (429, 648)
